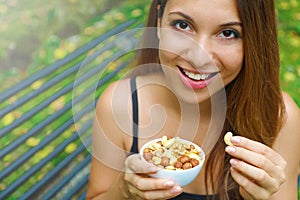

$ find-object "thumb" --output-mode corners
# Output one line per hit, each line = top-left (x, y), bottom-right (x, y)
(125, 154), (158, 174)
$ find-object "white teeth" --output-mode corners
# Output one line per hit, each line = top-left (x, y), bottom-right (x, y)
(183, 69), (209, 81)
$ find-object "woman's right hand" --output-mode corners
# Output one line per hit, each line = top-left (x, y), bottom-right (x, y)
(123, 154), (183, 200)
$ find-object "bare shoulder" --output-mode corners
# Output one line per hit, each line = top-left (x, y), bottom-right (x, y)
(273, 92), (300, 162)
(273, 92), (299, 166)
(87, 79), (132, 199)
(96, 78), (132, 114)
(270, 93), (300, 198)
(93, 78), (133, 155)
(95, 78), (132, 127)
(282, 92), (300, 116)
(280, 92), (300, 143)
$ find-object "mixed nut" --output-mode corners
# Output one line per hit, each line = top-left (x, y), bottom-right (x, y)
(224, 132), (233, 146)
(142, 136), (203, 170)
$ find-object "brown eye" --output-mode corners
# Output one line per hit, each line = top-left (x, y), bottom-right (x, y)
(178, 22), (189, 29)
(223, 30), (232, 37)
(219, 29), (240, 39)
(171, 20), (192, 31)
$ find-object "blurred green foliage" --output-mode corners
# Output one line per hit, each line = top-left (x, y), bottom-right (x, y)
(276, 0), (300, 106)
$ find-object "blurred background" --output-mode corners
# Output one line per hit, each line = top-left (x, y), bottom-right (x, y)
(0, 0), (148, 90)
(0, 0), (299, 198)
(0, 0), (299, 104)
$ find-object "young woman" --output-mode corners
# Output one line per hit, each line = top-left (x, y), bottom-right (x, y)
(86, 0), (300, 199)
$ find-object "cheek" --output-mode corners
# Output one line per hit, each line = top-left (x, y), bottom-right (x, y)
(158, 29), (193, 57)
(158, 50), (180, 81)
(159, 49), (173, 66)
(219, 46), (244, 73)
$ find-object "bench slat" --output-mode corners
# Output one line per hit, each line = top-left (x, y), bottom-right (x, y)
(0, 58), (133, 197)
(0, 129), (91, 199)
(0, 118), (74, 180)
(78, 191), (87, 200)
(0, 53), (133, 159)
(22, 148), (91, 199)
(0, 43), (121, 138)
(64, 174), (90, 200)
(0, 18), (141, 199)
(41, 154), (91, 200)
(0, 20), (136, 104)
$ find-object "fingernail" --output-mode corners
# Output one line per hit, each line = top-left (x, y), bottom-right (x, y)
(164, 181), (175, 187)
(231, 137), (241, 144)
(225, 146), (236, 153)
(230, 159), (238, 166)
(171, 186), (182, 194)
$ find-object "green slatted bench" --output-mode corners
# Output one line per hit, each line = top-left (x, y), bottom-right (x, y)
(0, 20), (141, 200)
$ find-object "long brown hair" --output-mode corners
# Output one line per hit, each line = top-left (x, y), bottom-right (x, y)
(135, 0), (285, 199)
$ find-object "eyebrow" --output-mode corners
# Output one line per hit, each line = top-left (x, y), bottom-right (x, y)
(220, 22), (242, 27)
(168, 11), (242, 28)
(168, 12), (195, 23)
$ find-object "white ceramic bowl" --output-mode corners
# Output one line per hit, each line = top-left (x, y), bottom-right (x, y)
(140, 138), (205, 187)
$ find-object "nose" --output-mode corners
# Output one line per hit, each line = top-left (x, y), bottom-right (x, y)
(185, 38), (214, 69)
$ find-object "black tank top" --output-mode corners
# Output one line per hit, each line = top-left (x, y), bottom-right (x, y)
(129, 77), (241, 200)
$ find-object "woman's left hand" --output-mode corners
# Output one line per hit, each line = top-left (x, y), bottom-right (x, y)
(225, 136), (287, 200)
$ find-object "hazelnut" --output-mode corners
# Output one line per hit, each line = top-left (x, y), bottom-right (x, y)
(143, 152), (153, 161)
(191, 158), (199, 167)
(143, 148), (151, 153)
(174, 161), (183, 169)
(182, 162), (192, 170)
(178, 155), (190, 164)
(160, 156), (170, 167)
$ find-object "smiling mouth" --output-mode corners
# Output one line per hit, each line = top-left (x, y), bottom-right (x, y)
(178, 67), (218, 81)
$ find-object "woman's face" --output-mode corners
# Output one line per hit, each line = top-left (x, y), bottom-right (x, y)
(158, 0), (244, 104)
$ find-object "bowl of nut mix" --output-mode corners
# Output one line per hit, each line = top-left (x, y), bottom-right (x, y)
(140, 135), (205, 186)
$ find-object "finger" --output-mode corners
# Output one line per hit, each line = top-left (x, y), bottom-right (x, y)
(230, 167), (272, 200)
(230, 159), (280, 193)
(127, 182), (182, 200)
(225, 145), (286, 183)
(230, 136), (285, 167)
(239, 187), (256, 200)
(126, 154), (158, 174)
(124, 171), (177, 191)
(225, 146), (276, 176)
(126, 183), (145, 200)
(142, 186), (182, 200)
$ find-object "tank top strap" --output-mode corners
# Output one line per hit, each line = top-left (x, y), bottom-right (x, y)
(129, 77), (139, 154)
